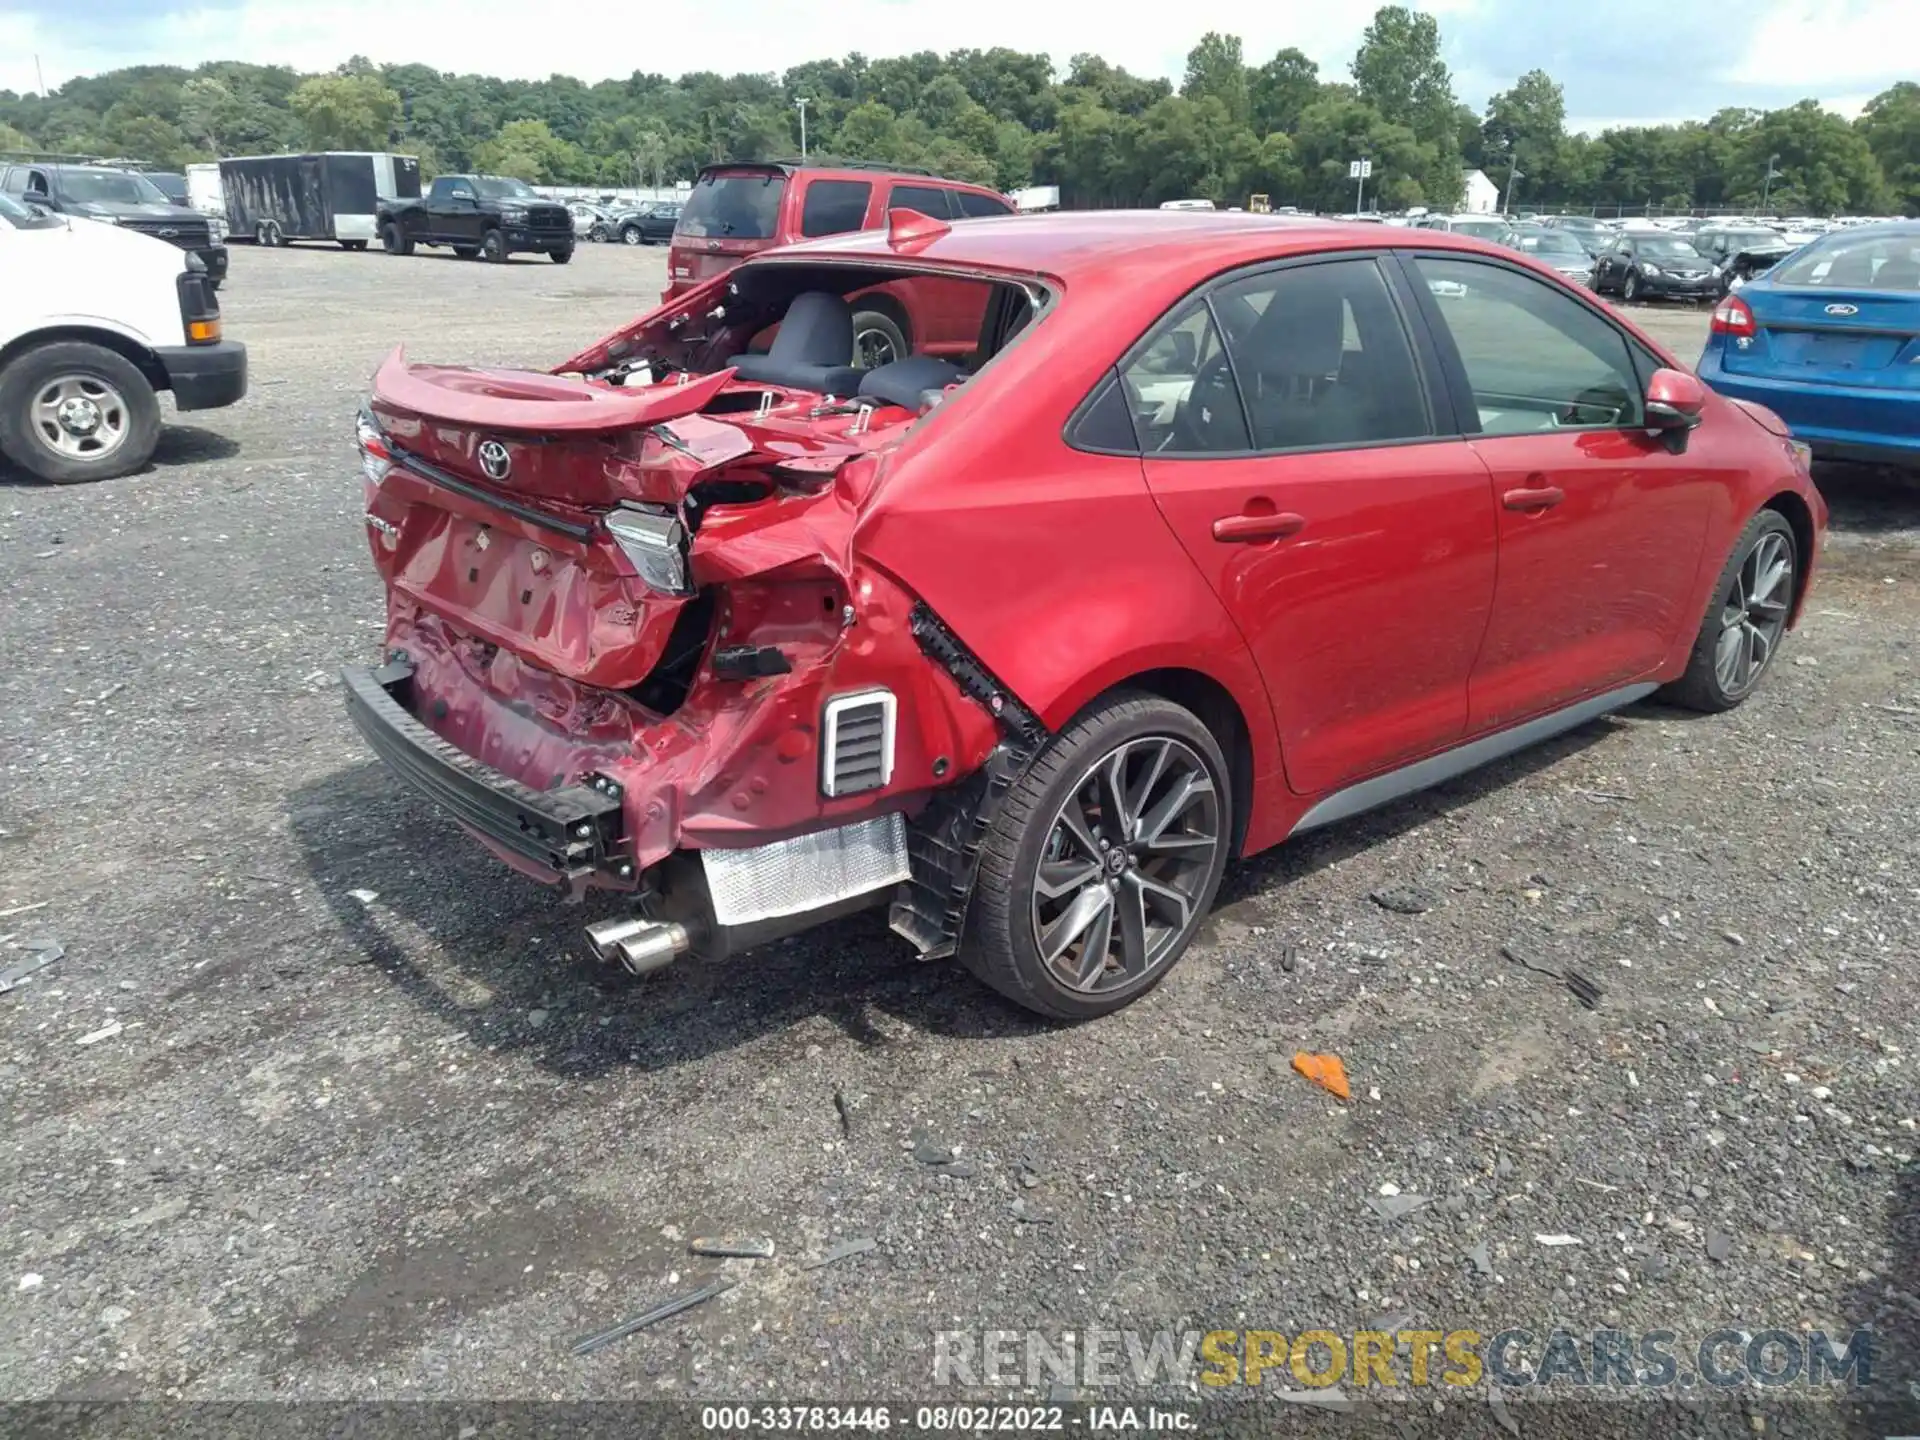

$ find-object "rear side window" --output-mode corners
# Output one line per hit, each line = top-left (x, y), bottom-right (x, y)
(956, 190), (1013, 218)
(888, 184), (956, 219)
(1212, 259), (1431, 452)
(800, 179), (872, 238)
(678, 171), (786, 239)
(1773, 232), (1920, 291)
(1414, 257), (1643, 435)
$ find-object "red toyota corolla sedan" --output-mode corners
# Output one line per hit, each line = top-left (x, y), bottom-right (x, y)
(345, 210), (1825, 1019)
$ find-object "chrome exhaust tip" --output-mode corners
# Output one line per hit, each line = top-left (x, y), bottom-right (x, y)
(584, 916), (691, 976)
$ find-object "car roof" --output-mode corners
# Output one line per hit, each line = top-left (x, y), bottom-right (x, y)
(695, 159), (1002, 193)
(758, 209), (1517, 288)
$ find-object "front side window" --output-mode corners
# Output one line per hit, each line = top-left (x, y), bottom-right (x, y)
(956, 190), (1012, 218)
(1117, 301), (1247, 453)
(888, 184), (955, 220)
(1414, 257), (1642, 436)
(800, 179), (872, 237)
(1212, 259), (1431, 451)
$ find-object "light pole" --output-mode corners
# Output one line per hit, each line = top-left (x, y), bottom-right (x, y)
(1761, 153), (1781, 214)
(1502, 159), (1524, 216)
(795, 97), (809, 160)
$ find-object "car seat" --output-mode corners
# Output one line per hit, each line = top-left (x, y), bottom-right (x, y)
(730, 292), (865, 396)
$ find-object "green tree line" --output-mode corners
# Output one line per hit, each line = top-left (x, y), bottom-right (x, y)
(1, 10), (1913, 216)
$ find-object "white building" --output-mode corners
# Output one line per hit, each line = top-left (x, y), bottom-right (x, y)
(1461, 169), (1500, 214)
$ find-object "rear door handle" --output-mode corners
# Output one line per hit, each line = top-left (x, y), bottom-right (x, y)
(1212, 511), (1306, 543)
(1502, 486), (1565, 512)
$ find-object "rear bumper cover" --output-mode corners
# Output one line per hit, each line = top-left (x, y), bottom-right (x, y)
(1700, 363), (1920, 464)
(156, 339), (248, 411)
(342, 658), (628, 884)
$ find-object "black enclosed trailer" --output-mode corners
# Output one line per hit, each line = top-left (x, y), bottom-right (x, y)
(220, 152), (421, 249)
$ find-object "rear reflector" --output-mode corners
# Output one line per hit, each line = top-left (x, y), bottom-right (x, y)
(701, 812), (911, 926)
(1711, 295), (1756, 337)
(820, 689), (896, 798)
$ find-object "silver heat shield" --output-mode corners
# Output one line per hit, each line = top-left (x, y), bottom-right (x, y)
(700, 813), (912, 927)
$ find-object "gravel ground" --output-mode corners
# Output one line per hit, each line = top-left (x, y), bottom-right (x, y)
(2, 244), (1918, 1429)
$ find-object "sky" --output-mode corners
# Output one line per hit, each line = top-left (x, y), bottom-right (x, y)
(1, 0), (1913, 133)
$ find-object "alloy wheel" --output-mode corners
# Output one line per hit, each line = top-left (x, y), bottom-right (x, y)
(1028, 736), (1222, 996)
(854, 326), (899, 369)
(32, 374), (129, 463)
(622, 227), (642, 245)
(1714, 529), (1793, 695)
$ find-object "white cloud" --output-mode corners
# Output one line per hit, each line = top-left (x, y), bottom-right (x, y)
(1733, 0), (1920, 88)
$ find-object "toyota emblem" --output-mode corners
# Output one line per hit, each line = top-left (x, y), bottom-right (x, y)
(1825, 303), (1859, 316)
(478, 440), (512, 481)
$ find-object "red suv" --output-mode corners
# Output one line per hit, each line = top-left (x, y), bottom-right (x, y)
(666, 160), (1015, 368)
(347, 211), (1824, 1019)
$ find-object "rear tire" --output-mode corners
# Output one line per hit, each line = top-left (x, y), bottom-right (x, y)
(381, 221), (413, 256)
(481, 228), (507, 263)
(961, 692), (1231, 1020)
(1663, 510), (1797, 713)
(0, 342), (162, 485)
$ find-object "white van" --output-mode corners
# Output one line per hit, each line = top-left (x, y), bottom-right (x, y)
(0, 192), (246, 483)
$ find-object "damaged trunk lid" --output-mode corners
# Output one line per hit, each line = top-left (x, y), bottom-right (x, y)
(363, 346), (872, 693)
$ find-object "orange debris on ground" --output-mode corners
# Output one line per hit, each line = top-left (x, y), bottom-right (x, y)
(1291, 1051), (1350, 1100)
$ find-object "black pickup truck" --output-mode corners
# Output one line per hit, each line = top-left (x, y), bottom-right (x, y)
(377, 175), (574, 263)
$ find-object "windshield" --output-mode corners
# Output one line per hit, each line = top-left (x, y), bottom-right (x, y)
(1516, 231), (1587, 257)
(1639, 238), (1703, 259)
(57, 169), (168, 206)
(0, 192), (61, 230)
(147, 173), (188, 203)
(1772, 231), (1920, 290)
(473, 177), (537, 199)
(677, 171), (785, 239)
(1451, 219), (1509, 241)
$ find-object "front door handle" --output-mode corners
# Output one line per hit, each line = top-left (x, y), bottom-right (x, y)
(1502, 485), (1565, 512)
(1212, 511), (1306, 543)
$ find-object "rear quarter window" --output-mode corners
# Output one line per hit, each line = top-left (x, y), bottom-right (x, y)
(800, 179), (873, 238)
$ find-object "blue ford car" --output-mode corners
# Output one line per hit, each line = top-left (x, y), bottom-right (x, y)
(1698, 221), (1920, 467)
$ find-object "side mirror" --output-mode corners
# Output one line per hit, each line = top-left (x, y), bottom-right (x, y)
(1645, 367), (1706, 452)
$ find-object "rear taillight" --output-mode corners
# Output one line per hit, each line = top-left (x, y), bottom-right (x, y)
(356, 405), (393, 485)
(604, 504), (693, 596)
(1711, 295), (1755, 337)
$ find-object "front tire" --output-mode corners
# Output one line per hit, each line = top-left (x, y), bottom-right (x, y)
(1623, 270), (1641, 303)
(481, 228), (507, 263)
(550, 246), (573, 265)
(1663, 510), (1797, 713)
(0, 342), (162, 484)
(962, 693), (1231, 1020)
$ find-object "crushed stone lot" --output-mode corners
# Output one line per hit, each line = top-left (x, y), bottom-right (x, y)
(3, 244), (1919, 1424)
